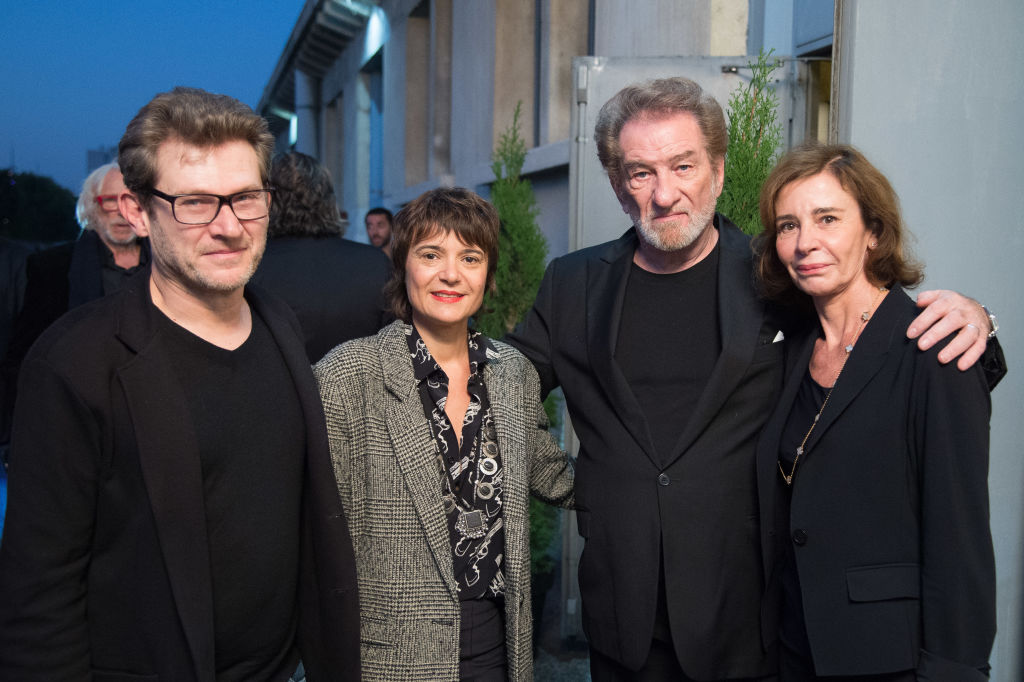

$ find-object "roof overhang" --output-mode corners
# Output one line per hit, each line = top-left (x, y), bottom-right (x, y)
(258, 0), (373, 135)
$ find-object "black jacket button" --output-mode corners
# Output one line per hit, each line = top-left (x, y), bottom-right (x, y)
(792, 528), (808, 545)
(657, 473), (670, 486)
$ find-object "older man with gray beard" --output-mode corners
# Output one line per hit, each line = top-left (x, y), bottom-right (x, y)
(507, 76), (999, 681)
(1, 163), (149, 458)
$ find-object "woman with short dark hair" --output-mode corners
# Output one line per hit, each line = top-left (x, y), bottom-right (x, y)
(315, 186), (573, 681)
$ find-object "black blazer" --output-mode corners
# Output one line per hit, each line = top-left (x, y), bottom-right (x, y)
(1, 232), (149, 451)
(251, 236), (391, 363)
(507, 217), (786, 679)
(756, 288), (995, 680)
(0, 271), (360, 681)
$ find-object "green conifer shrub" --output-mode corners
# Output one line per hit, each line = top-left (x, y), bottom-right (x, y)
(718, 50), (784, 236)
(475, 103), (560, 578)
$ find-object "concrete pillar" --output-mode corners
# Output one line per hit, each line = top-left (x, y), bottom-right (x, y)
(294, 70), (319, 156)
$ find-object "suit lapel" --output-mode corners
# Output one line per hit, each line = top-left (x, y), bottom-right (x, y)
(586, 229), (660, 462)
(114, 278), (215, 682)
(800, 289), (902, 459)
(668, 218), (768, 459)
(378, 323), (459, 599)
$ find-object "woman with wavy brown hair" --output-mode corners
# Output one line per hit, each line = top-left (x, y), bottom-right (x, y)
(752, 143), (995, 681)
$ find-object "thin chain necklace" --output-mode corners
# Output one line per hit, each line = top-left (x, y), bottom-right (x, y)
(779, 286), (887, 486)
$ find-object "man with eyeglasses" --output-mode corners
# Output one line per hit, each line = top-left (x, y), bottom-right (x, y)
(1, 163), (149, 462)
(0, 87), (360, 681)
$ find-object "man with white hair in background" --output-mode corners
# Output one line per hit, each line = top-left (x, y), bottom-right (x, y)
(17, 162), (147, 325)
(1, 162), (148, 458)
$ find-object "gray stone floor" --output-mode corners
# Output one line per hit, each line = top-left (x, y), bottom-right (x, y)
(530, 550), (590, 681)
(533, 648), (591, 681)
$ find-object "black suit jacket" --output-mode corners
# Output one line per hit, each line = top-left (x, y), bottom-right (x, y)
(507, 216), (786, 679)
(756, 288), (995, 680)
(251, 236), (391, 363)
(1, 232), (149, 453)
(0, 271), (360, 681)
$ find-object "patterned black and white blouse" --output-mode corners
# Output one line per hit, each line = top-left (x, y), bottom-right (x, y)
(406, 324), (505, 600)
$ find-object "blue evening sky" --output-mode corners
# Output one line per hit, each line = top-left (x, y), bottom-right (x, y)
(2, 1), (303, 193)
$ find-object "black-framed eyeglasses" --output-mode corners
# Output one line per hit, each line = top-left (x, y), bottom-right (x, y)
(148, 188), (273, 225)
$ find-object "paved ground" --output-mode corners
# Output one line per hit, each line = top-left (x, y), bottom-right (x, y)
(533, 647), (591, 681)
(531, 551), (591, 681)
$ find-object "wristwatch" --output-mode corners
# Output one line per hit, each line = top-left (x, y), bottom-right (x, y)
(981, 304), (999, 339)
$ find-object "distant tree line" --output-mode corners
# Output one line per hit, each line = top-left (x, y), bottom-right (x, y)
(0, 169), (79, 243)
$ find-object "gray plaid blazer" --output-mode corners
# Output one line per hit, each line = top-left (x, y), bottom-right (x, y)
(314, 321), (574, 681)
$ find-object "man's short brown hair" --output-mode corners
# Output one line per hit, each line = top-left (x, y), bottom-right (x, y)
(118, 87), (274, 207)
(595, 77), (727, 188)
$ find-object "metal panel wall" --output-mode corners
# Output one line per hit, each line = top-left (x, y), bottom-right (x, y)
(835, 1), (1024, 678)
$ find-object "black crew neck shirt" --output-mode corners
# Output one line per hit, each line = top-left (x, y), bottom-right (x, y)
(615, 243), (721, 461)
(159, 308), (304, 682)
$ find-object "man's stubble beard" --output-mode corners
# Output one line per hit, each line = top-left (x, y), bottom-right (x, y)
(634, 199), (716, 252)
(150, 225), (266, 295)
(632, 177), (719, 253)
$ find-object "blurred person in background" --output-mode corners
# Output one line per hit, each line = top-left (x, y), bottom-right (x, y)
(1, 163), (149, 464)
(252, 151), (390, 362)
(365, 206), (393, 257)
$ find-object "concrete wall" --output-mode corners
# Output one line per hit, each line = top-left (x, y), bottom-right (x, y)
(836, 1), (1024, 678)
(593, 0), (709, 56)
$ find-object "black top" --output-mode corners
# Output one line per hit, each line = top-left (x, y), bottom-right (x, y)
(97, 233), (149, 298)
(615, 243), (721, 461)
(160, 309), (304, 682)
(777, 369), (827, 660)
(406, 324), (505, 601)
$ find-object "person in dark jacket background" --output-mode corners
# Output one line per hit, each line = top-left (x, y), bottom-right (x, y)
(1, 162), (149, 460)
(252, 151), (390, 362)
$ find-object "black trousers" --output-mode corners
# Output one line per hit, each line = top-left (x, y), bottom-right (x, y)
(589, 639), (775, 682)
(459, 598), (507, 681)
(589, 637), (690, 681)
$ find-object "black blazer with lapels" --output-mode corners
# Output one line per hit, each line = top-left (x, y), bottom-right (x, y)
(756, 287), (995, 680)
(508, 216), (787, 679)
(0, 270), (360, 681)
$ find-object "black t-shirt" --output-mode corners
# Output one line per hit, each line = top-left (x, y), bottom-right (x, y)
(159, 307), (304, 682)
(97, 236), (149, 296)
(615, 243), (721, 461)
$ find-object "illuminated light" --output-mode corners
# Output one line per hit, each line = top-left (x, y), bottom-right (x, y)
(362, 7), (389, 63)
(289, 115), (298, 147)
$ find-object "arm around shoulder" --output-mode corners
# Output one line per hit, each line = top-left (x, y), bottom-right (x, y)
(506, 259), (562, 399)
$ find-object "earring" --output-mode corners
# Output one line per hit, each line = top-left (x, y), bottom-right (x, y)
(869, 241), (877, 249)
